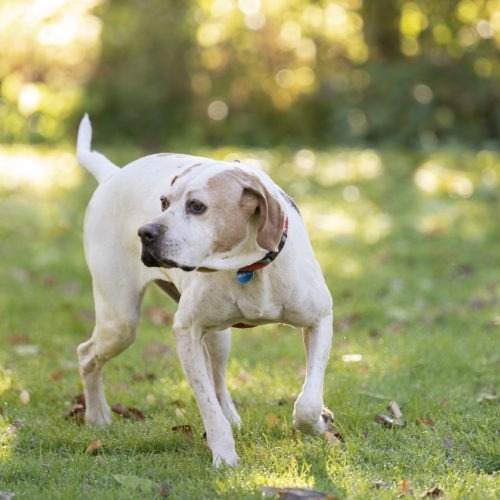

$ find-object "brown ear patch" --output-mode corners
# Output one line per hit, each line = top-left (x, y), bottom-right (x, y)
(207, 172), (259, 253)
(209, 169), (285, 253)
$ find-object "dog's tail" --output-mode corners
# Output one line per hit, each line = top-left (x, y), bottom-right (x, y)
(76, 114), (119, 183)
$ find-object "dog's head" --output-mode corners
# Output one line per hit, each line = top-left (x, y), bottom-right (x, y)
(138, 163), (286, 272)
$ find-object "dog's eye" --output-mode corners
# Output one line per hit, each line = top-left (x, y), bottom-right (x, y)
(186, 199), (207, 215)
(160, 197), (170, 211)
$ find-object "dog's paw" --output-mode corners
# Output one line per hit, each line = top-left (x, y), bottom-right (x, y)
(212, 448), (239, 468)
(86, 406), (112, 427)
(293, 403), (334, 435)
(321, 407), (334, 431)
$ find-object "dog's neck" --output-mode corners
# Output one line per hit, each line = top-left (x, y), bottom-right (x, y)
(235, 217), (288, 284)
(196, 216), (289, 276)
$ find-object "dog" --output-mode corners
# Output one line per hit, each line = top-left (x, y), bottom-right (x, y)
(75, 114), (334, 466)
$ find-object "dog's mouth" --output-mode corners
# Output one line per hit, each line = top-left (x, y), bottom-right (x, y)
(140, 247), (195, 272)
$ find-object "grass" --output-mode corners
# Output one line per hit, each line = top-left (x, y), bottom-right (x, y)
(0, 144), (498, 498)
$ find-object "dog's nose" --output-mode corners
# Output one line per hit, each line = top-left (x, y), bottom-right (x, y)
(138, 223), (162, 244)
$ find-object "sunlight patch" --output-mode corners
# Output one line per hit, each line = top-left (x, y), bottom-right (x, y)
(0, 148), (82, 191)
(414, 160), (475, 198)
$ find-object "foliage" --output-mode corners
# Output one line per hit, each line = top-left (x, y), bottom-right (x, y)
(0, 0), (499, 148)
(0, 145), (499, 497)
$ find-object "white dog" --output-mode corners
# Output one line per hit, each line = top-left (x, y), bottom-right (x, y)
(76, 114), (333, 466)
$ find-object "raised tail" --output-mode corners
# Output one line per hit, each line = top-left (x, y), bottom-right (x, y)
(76, 114), (120, 183)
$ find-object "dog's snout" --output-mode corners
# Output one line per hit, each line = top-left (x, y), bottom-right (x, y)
(138, 223), (163, 244)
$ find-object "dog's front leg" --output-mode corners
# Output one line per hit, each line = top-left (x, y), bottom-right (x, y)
(293, 313), (334, 435)
(173, 326), (238, 467)
(203, 329), (241, 428)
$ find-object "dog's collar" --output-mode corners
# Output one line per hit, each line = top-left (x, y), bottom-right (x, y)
(236, 217), (289, 284)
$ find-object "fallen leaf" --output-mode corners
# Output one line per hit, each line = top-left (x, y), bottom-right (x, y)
(266, 412), (279, 429)
(156, 483), (172, 497)
(50, 370), (65, 381)
(86, 439), (103, 455)
(372, 481), (390, 489)
(128, 407), (146, 421)
(7, 334), (31, 345)
(423, 486), (442, 497)
(172, 424), (194, 439)
(374, 413), (403, 428)
(388, 401), (403, 421)
(374, 401), (404, 428)
(63, 404), (85, 425)
(476, 392), (497, 403)
(75, 393), (86, 406)
(416, 417), (435, 428)
(112, 403), (131, 418)
(387, 322), (406, 333)
(145, 308), (172, 326)
(400, 479), (413, 495)
(111, 404), (146, 421)
(262, 486), (338, 499)
(7, 421), (22, 434)
(19, 390), (30, 405)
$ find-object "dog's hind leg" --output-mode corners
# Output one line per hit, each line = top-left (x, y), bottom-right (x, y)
(77, 278), (145, 426)
(203, 329), (241, 428)
(293, 313), (334, 435)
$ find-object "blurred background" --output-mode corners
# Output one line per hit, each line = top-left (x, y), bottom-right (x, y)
(1, 0), (499, 150)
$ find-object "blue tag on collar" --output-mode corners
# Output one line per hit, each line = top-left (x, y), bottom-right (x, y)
(236, 270), (254, 284)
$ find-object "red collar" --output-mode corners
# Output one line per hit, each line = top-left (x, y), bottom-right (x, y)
(235, 217), (289, 284)
(232, 217), (288, 328)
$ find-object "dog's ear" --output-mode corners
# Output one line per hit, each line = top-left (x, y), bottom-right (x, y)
(232, 169), (286, 253)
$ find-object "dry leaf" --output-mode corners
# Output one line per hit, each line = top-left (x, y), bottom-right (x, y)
(50, 370), (65, 381)
(112, 403), (132, 419)
(19, 390), (30, 405)
(423, 486), (442, 497)
(145, 308), (172, 326)
(156, 483), (172, 496)
(75, 393), (86, 406)
(388, 401), (403, 421)
(372, 481), (390, 489)
(63, 403), (85, 417)
(172, 424), (194, 439)
(7, 421), (22, 434)
(86, 439), (103, 455)
(476, 392), (497, 403)
(7, 334), (31, 345)
(63, 394), (86, 424)
(375, 401), (404, 428)
(400, 479), (414, 495)
(111, 404), (146, 421)
(374, 413), (402, 428)
(128, 407), (146, 421)
(416, 417), (435, 428)
(266, 412), (279, 429)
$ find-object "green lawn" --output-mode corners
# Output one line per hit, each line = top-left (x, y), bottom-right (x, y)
(0, 145), (498, 499)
